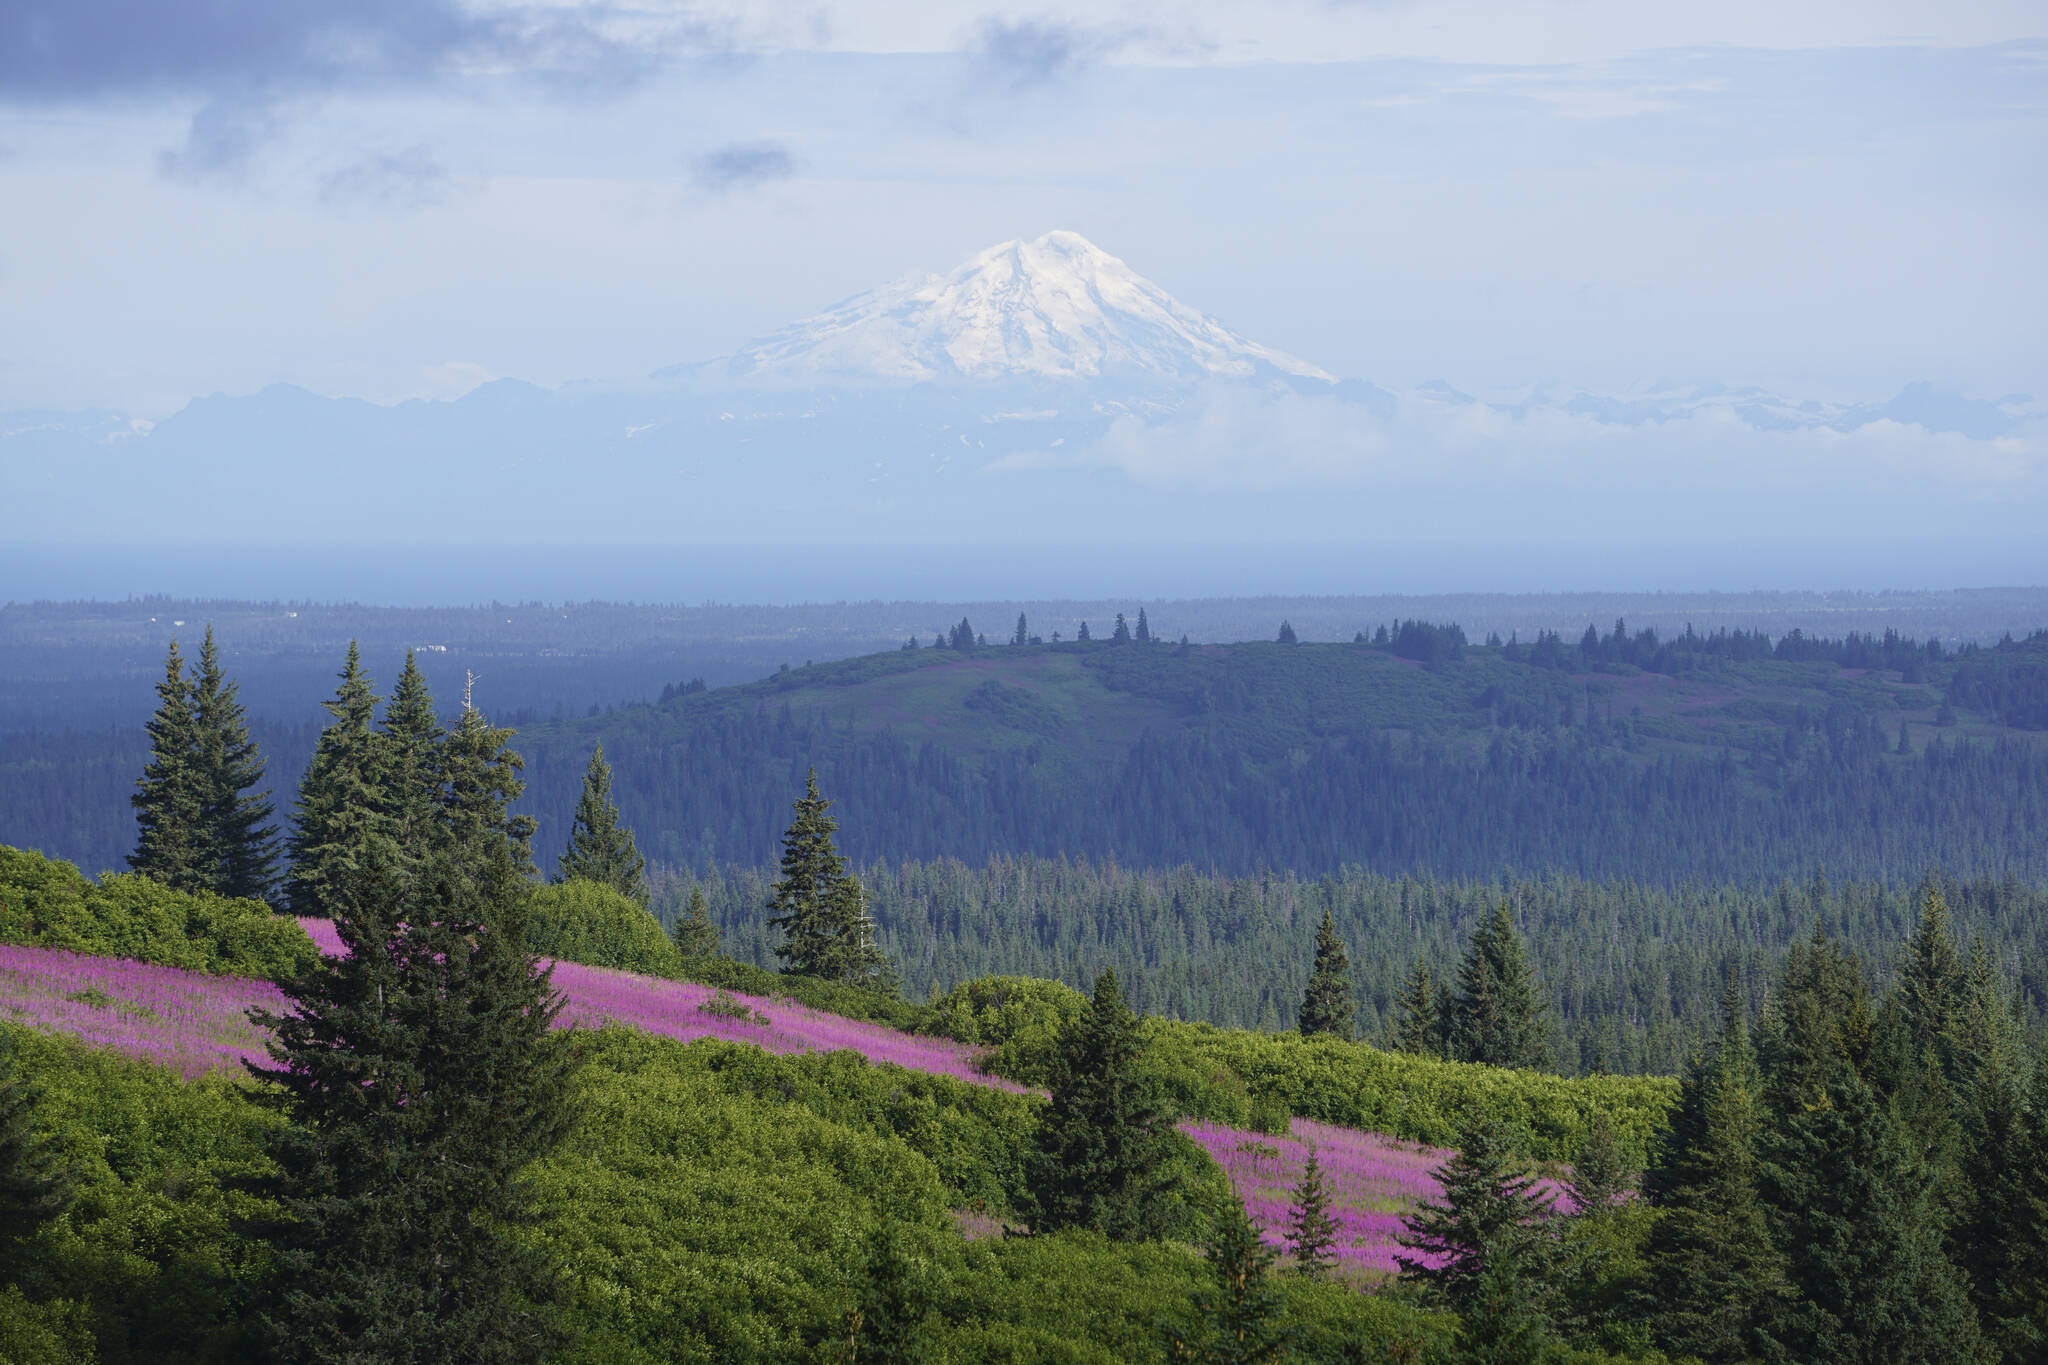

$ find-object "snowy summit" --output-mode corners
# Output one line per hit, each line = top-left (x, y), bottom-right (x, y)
(721, 230), (1334, 387)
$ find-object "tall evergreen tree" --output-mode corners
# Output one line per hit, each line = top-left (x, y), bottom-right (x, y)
(1276, 621), (1298, 645)
(438, 675), (538, 906)
(1297, 908), (1355, 1038)
(671, 887), (720, 960)
(1399, 1109), (1559, 1323)
(377, 650), (444, 877)
(766, 771), (893, 985)
(1450, 901), (1550, 1070)
(1954, 1042), (2048, 1360)
(1286, 1146), (1339, 1279)
(1758, 932), (1984, 1364)
(1393, 958), (1447, 1057)
(248, 830), (576, 1364)
(1024, 969), (1179, 1241)
(1641, 979), (1780, 1363)
(130, 638), (203, 887)
(285, 644), (384, 920)
(555, 742), (647, 903)
(188, 626), (278, 900)
(1135, 608), (1152, 643)
(1012, 613), (1029, 647)
(0, 1029), (72, 1282)
(1170, 1199), (1284, 1365)
(1112, 613), (1132, 643)
(1565, 1111), (1631, 1216)
(1076, 621), (1091, 642)
(1448, 1249), (1554, 1365)
(1896, 883), (1966, 1079)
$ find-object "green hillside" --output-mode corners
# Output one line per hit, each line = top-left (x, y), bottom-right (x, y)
(514, 627), (2048, 883)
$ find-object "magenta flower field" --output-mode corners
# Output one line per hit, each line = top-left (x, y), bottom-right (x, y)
(3, 926), (1449, 1269)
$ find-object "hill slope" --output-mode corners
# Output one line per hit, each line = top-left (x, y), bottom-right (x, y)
(510, 631), (2048, 883)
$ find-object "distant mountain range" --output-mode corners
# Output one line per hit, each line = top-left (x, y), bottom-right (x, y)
(3, 231), (2035, 544)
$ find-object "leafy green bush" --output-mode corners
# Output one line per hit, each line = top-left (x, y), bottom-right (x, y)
(923, 973), (1088, 1081)
(525, 878), (684, 978)
(679, 953), (932, 1033)
(1137, 1018), (1675, 1165)
(0, 845), (315, 980)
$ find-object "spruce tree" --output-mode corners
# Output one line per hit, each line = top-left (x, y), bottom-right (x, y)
(1276, 621), (1297, 645)
(1398, 1109), (1558, 1321)
(1112, 612), (1132, 643)
(1450, 1251), (1555, 1365)
(377, 650), (444, 877)
(248, 827), (576, 1364)
(188, 626), (278, 900)
(1297, 908), (1355, 1038)
(1640, 982), (1781, 1363)
(1450, 902), (1550, 1070)
(1286, 1146), (1340, 1279)
(671, 887), (720, 960)
(1393, 958), (1447, 1057)
(438, 675), (538, 906)
(1170, 1199), (1284, 1365)
(1077, 621), (1091, 642)
(1955, 1042), (2048, 1359)
(1896, 883), (1966, 1080)
(555, 742), (647, 903)
(130, 638), (203, 887)
(766, 771), (893, 985)
(1012, 613), (1029, 647)
(1758, 932), (1983, 1365)
(1565, 1112), (1631, 1216)
(1024, 969), (1179, 1241)
(0, 1029), (72, 1282)
(1135, 608), (1152, 643)
(285, 644), (384, 920)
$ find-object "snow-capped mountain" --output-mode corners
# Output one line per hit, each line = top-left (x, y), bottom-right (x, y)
(708, 230), (1334, 387)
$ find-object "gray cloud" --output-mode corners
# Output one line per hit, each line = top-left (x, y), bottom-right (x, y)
(691, 140), (795, 192)
(974, 19), (1093, 87)
(319, 146), (457, 213)
(156, 98), (279, 182)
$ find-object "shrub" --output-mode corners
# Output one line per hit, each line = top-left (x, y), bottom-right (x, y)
(0, 844), (315, 980)
(924, 973), (1089, 1081)
(526, 878), (684, 979)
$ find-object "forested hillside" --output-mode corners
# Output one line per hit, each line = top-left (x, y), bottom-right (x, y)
(10, 624), (2048, 883)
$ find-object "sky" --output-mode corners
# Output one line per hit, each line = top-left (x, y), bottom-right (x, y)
(2, 0), (2043, 417)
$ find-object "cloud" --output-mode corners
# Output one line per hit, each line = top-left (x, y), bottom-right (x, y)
(993, 382), (2048, 496)
(156, 98), (280, 182)
(967, 17), (1168, 89)
(690, 140), (795, 192)
(319, 146), (458, 212)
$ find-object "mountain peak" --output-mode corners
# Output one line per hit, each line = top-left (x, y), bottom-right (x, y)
(720, 231), (1334, 387)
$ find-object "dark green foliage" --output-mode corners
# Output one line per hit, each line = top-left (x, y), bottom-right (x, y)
(1276, 621), (1297, 645)
(1449, 1250), (1555, 1365)
(1013, 613), (1029, 646)
(1296, 908), (1354, 1039)
(765, 770), (894, 986)
(1025, 970), (1182, 1241)
(554, 742), (647, 903)
(0, 844), (316, 978)
(1640, 981), (1782, 1361)
(1757, 932), (1986, 1365)
(841, 1212), (934, 1364)
(1136, 608), (1152, 643)
(1393, 957), (1448, 1057)
(438, 683), (540, 904)
(1286, 1147), (1339, 1279)
(1113, 613), (1132, 643)
(1450, 902), (1550, 1070)
(1399, 1109), (1558, 1322)
(284, 643), (383, 920)
(1565, 1112), (1631, 1217)
(669, 886), (719, 960)
(186, 628), (277, 902)
(1955, 1044), (2048, 1360)
(129, 638), (202, 888)
(0, 1031), (71, 1280)
(248, 830), (578, 1364)
(377, 650), (444, 877)
(1170, 1199), (1284, 1365)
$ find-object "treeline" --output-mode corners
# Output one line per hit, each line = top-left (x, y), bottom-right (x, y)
(660, 857), (2048, 1077)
